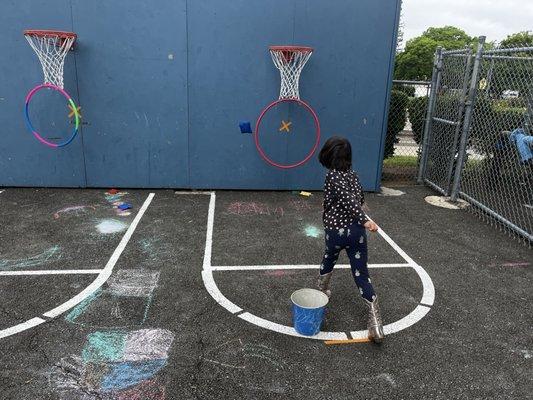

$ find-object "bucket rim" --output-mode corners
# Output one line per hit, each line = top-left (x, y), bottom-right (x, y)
(291, 288), (329, 309)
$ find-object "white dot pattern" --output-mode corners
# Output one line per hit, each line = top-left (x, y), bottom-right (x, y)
(322, 169), (369, 230)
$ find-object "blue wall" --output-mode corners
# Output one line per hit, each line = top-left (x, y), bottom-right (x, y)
(0, 0), (400, 190)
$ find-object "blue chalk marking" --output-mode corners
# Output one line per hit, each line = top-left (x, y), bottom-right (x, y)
(99, 359), (167, 391)
(304, 225), (321, 238)
(118, 203), (132, 210)
(0, 246), (61, 270)
(82, 331), (127, 363)
(239, 121), (252, 134)
(65, 289), (102, 323)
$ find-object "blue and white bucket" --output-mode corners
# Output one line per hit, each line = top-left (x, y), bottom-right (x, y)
(291, 288), (329, 336)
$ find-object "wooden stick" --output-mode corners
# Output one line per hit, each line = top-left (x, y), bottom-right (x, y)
(324, 337), (371, 345)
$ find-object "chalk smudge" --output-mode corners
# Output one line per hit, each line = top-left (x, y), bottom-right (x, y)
(50, 328), (173, 397)
(227, 201), (284, 217)
(304, 225), (321, 238)
(65, 289), (103, 324)
(514, 349), (532, 359)
(105, 192), (128, 203)
(66, 270), (159, 328)
(489, 261), (530, 268)
(107, 270), (160, 298)
(207, 340), (285, 369)
(82, 329), (173, 391)
(0, 245), (61, 271)
(264, 270), (297, 277)
(289, 199), (313, 211)
(116, 378), (165, 400)
(104, 192), (133, 218)
(378, 187), (405, 197)
(97, 219), (128, 234)
(54, 205), (96, 219)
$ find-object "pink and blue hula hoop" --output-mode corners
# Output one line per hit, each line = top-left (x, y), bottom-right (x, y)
(24, 83), (80, 148)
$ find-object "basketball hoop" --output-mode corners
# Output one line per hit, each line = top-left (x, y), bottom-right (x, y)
(269, 46), (313, 100)
(24, 30), (77, 89)
(255, 46), (320, 169)
(23, 29), (80, 148)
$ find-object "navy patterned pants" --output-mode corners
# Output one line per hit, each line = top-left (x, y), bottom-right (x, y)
(319, 222), (376, 302)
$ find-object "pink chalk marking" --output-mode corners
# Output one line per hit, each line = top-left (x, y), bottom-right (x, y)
(289, 199), (314, 211)
(116, 378), (165, 400)
(264, 270), (297, 277)
(227, 201), (284, 217)
(489, 262), (530, 267)
(54, 205), (96, 219)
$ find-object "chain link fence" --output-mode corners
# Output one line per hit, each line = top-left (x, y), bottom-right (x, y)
(418, 37), (533, 245)
(381, 80), (430, 182)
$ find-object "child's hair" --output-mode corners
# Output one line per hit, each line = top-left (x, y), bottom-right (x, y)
(318, 136), (352, 171)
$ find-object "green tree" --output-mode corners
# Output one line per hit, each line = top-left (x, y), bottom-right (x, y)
(500, 31), (533, 48)
(484, 31), (533, 101)
(394, 26), (475, 80)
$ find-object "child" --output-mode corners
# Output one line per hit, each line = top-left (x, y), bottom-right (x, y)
(316, 136), (384, 343)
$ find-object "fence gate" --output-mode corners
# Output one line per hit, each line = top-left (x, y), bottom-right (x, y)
(418, 37), (533, 245)
(419, 47), (473, 195)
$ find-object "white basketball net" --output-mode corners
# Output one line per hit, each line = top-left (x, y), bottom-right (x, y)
(25, 33), (75, 89)
(270, 48), (313, 100)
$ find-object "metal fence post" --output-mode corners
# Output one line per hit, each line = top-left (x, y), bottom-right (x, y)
(417, 47), (442, 183)
(444, 47), (473, 195)
(450, 36), (486, 201)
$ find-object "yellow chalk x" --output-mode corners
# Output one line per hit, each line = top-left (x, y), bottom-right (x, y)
(299, 191), (312, 197)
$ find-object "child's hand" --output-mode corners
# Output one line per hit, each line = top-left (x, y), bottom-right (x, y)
(364, 220), (379, 232)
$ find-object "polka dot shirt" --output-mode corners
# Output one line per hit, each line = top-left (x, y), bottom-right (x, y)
(323, 169), (369, 230)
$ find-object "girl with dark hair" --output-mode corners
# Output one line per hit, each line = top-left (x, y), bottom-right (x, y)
(317, 136), (384, 342)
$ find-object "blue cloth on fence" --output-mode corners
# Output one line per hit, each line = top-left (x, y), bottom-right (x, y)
(509, 128), (533, 163)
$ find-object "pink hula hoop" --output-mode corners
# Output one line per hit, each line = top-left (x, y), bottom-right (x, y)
(254, 99), (321, 169)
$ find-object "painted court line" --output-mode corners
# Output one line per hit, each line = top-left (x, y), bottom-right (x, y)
(0, 193), (155, 340)
(0, 269), (103, 276)
(174, 190), (212, 195)
(43, 193), (155, 318)
(201, 191), (436, 341)
(0, 317), (45, 339)
(210, 264), (410, 271)
(239, 312), (348, 341)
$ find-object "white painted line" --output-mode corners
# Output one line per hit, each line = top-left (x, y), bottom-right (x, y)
(200, 192), (242, 314)
(174, 190), (212, 195)
(201, 191), (435, 341)
(350, 304), (431, 339)
(375, 227), (417, 266)
(202, 270), (242, 314)
(202, 191), (216, 271)
(239, 312), (348, 340)
(211, 263), (410, 271)
(42, 193), (155, 319)
(382, 304), (431, 335)
(0, 317), (45, 339)
(411, 263), (435, 306)
(0, 269), (103, 276)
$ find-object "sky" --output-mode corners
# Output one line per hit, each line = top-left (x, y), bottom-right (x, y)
(401, 0), (533, 47)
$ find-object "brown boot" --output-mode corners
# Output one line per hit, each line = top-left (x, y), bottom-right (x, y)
(364, 297), (385, 343)
(317, 272), (333, 297)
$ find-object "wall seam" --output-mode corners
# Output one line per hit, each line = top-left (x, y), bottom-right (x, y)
(374, 0), (403, 191)
(69, 0), (88, 188)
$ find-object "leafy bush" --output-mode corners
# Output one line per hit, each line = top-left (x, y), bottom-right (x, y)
(470, 96), (526, 153)
(408, 96), (428, 144)
(384, 90), (409, 159)
(393, 84), (416, 97)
